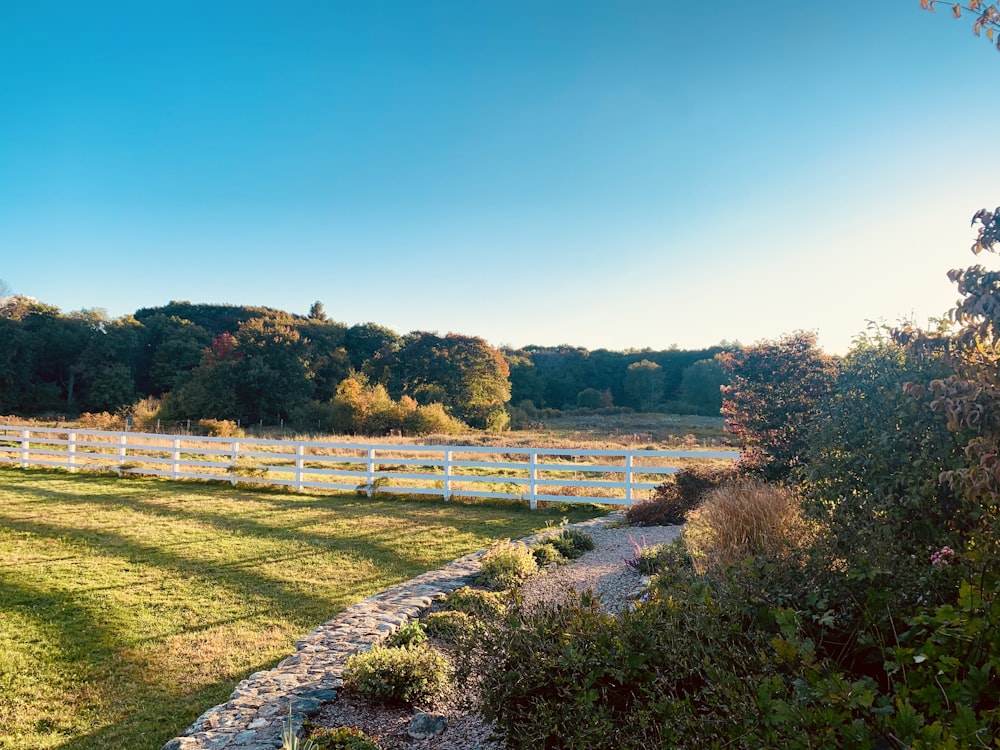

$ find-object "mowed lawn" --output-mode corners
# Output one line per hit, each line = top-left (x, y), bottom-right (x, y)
(0, 468), (605, 750)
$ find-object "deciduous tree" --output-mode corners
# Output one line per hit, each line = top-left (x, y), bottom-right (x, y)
(625, 359), (664, 411)
(719, 332), (838, 480)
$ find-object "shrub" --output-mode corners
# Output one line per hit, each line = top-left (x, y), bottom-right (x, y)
(199, 418), (244, 437)
(384, 620), (426, 649)
(440, 586), (509, 619)
(684, 481), (815, 575)
(342, 643), (451, 706)
(548, 528), (594, 560)
(423, 610), (480, 642)
(797, 330), (965, 556)
(477, 541), (538, 590)
(622, 535), (669, 575)
(460, 585), (769, 749)
(403, 401), (465, 436)
(531, 542), (565, 566)
(626, 465), (735, 527)
(718, 332), (839, 481)
(77, 411), (123, 430)
(306, 726), (381, 750)
(122, 395), (162, 430)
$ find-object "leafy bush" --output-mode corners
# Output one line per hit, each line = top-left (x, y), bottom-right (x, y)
(547, 528), (594, 560)
(384, 620), (426, 649)
(683, 481), (815, 575)
(342, 643), (451, 706)
(402, 401), (465, 436)
(306, 726), (381, 750)
(477, 541), (538, 590)
(797, 330), (965, 556)
(76, 411), (124, 430)
(422, 610), (480, 642)
(718, 331), (838, 481)
(531, 542), (565, 566)
(626, 465), (735, 526)
(440, 586), (509, 619)
(459, 584), (770, 749)
(199, 418), (244, 437)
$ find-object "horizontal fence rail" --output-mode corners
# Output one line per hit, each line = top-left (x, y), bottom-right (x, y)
(0, 426), (738, 508)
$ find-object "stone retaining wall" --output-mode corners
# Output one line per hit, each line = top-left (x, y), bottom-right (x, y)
(162, 516), (614, 750)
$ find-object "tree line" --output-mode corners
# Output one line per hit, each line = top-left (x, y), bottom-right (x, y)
(0, 297), (732, 434)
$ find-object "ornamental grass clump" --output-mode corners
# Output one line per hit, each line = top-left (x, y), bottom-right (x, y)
(683, 480), (815, 575)
(478, 541), (538, 590)
(342, 643), (451, 706)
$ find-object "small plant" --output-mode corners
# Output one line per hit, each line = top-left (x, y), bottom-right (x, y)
(478, 541), (539, 590)
(384, 620), (427, 648)
(306, 725), (382, 750)
(423, 610), (480, 642)
(440, 586), (509, 619)
(548, 527), (594, 560)
(531, 542), (565, 566)
(281, 708), (317, 750)
(342, 643), (451, 705)
(622, 534), (666, 575)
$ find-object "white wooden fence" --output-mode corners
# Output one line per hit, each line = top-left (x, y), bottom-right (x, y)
(0, 426), (738, 509)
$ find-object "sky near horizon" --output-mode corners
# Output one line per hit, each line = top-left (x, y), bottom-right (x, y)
(2, 2), (998, 355)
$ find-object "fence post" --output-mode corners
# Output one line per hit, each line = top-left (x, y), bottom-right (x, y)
(67, 432), (76, 472)
(117, 434), (127, 475)
(231, 440), (240, 486)
(172, 438), (180, 480)
(624, 452), (634, 506)
(366, 448), (376, 497)
(295, 443), (304, 492)
(443, 449), (452, 501)
(20, 429), (29, 468)
(529, 450), (538, 510)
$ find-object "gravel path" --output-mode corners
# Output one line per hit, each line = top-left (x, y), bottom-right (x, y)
(519, 522), (682, 614)
(315, 520), (682, 749)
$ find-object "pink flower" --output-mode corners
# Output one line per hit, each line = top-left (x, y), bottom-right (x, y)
(930, 546), (956, 566)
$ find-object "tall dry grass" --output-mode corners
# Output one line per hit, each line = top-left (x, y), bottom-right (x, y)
(683, 480), (816, 575)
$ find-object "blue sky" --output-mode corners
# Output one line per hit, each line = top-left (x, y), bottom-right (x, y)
(2, 1), (997, 354)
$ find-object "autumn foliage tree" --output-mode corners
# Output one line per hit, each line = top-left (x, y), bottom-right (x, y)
(921, 0), (1000, 51)
(899, 207), (1000, 559)
(718, 331), (839, 481)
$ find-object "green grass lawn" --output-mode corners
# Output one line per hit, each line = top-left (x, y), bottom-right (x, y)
(0, 467), (605, 750)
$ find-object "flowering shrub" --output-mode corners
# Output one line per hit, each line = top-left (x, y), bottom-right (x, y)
(930, 546), (956, 566)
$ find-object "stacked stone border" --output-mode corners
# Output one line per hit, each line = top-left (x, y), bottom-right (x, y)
(162, 515), (618, 750)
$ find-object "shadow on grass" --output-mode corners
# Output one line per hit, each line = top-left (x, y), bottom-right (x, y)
(0, 470), (602, 574)
(0, 469), (607, 750)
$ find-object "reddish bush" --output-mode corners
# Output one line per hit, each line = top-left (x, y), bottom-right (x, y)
(626, 465), (735, 526)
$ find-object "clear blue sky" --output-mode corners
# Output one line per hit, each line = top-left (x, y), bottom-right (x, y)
(2, 1), (997, 354)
